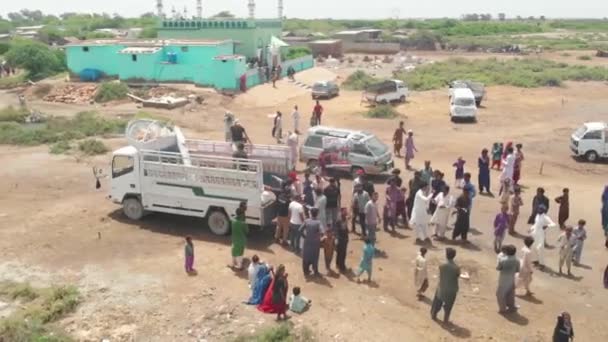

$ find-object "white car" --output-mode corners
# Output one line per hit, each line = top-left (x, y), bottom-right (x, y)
(449, 88), (477, 122)
(570, 122), (608, 162)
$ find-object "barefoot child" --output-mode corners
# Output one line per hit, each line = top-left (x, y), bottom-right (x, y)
(184, 236), (195, 274)
(494, 206), (510, 254)
(356, 238), (375, 283)
(289, 287), (311, 314)
(414, 247), (429, 298)
(491, 142), (503, 169)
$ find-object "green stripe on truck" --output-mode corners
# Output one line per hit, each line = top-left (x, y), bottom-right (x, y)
(156, 182), (249, 202)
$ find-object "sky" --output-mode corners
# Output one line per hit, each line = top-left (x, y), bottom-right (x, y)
(1, 0), (606, 19)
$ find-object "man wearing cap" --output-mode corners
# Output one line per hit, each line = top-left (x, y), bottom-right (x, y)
(230, 119), (251, 146)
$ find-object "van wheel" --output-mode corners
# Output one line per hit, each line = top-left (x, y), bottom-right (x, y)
(379, 99), (388, 105)
(207, 210), (230, 236)
(123, 198), (144, 220)
(585, 150), (599, 163)
(351, 166), (364, 179)
(399, 95), (406, 103)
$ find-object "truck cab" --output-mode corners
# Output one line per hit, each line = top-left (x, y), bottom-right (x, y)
(570, 122), (608, 162)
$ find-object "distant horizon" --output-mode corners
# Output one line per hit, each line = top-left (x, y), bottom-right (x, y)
(1, 0), (607, 21)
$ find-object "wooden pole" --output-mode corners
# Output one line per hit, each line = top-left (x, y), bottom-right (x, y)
(539, 162), (544, 175)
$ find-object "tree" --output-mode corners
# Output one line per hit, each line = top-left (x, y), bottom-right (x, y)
(540, 15), (546, 21)
(462, 13), (480, 21)
(211, 11), (235, 18)
(498, 13), (506, 21)
(5, 40), (66, 80)
(480, 14), (492, 21)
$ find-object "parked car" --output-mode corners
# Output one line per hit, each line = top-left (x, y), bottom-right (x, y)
(449, 88), (477, 122)
(570, 122), (608, 162)
(299, 126), (394, 177)
(449, 80), (486, 107)
(312, 81), (340, 99)
(364, 80), (408, 105)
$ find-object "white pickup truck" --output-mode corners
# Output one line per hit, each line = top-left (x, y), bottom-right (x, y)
(363, 80), (408, 105)
(570, 122), (608, 162)
(109, 120), (291, 235)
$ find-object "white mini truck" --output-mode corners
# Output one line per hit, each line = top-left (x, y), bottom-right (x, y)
(109, 120), (291, 235)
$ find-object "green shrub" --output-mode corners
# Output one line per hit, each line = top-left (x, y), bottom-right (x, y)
(49, 140), (71, 154)
(284, 47), (311, 60)
(398, 58), (608, 90)
(94, 82), (129, 103)
(342, 71), (382, 90)
(365, 105), (398, 119)
(0, 106), (28, 123)
(0, 74), (26, 90)
(233, 323), (316, 342)
(0, 281), (39, 301)
(78, 139), (108, 155)
(577, 55), (592, 60)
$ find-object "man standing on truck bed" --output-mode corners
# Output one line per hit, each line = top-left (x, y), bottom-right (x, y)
(231, 119), (251, 145)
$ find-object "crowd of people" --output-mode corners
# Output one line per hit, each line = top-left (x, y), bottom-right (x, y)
(186, 115), (607, 339)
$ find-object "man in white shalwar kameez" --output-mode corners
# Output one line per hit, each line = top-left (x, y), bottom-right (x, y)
(292, 105), (300, 133)
(409, 184), (433, 243)
(415, 247), (429, 297)
(516, 236), (535, 296)
(500, 146), (516, 193)
(287, 131), (299, 170)
(528, 205), (556, 268)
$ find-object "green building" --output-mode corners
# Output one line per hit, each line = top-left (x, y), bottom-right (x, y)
(65, 39), (247, 90)
(157, 19), (283, 61)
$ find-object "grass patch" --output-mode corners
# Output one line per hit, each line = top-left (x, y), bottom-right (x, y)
(398, 58), (608, 90)
(233, 324), (316, 342)
(365, 105), (399, 119)
(342, 70), (382, 90)
(0, 106), (28, 123)
(78, 139), (108, 155)
(0, 281), (80, 342)
(0, 111), (126, 149)
(577, 55), (592, 60)
(94, 81), (129, 103)
(0, 74), (26, 90)
(49, 140), (71, 154)
(284, 47), (312, 61)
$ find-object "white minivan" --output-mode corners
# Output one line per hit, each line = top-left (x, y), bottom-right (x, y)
(450, 88), (477, 122)
(570, 122), (608, 162)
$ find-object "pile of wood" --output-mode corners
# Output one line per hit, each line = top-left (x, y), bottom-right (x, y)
(43, 84), (98, 103)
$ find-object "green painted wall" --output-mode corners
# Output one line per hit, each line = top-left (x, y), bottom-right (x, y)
(157, 19), (282, 58)
(66, 41), (246, 89)
(66, 45), (126, 76)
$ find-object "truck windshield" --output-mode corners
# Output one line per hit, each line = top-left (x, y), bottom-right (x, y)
(455, 98), (475, 106)
(573, 126), (586, 139)
(365, 137), (389, 156)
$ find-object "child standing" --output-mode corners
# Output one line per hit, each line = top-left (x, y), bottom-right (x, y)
(453, 157), (466, 188)
(289, 287), (311, 314)
(356, 238), (375, 283)
(414, 247), (429, 298)
(509, 186), (523, 235)
(184, 236), (195, 274)
(493, 206), (510, 254)
(499, 178), (512, 210)
(572, 219), (587, 265)
(557, 226), (576, 275)
(491, 142), (503, 170)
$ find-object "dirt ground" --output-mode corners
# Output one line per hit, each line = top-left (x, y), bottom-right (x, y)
(1, 58), (608, 342)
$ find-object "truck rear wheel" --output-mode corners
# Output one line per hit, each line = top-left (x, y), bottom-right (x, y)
(585, 150), (599, 163)
(399, 95), (406, 103)
(123, 198), (144, 220)
(207, 210), (230, 236)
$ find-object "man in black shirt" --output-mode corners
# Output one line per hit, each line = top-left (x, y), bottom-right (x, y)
(230, 120), (251, 145)
(361, 175), (375, 197)
(324, 178), (341, 227)
(275, 189), (291, 244)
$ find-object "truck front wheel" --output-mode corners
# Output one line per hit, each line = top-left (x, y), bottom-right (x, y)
(123, 198), (144, 220)
(585, 150), (599, 163)
(207, 210), (231, 236)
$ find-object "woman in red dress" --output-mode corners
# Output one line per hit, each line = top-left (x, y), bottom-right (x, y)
(258, 264), (289, 320)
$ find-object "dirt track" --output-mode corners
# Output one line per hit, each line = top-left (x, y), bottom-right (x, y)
(1, 63), (608, 341)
